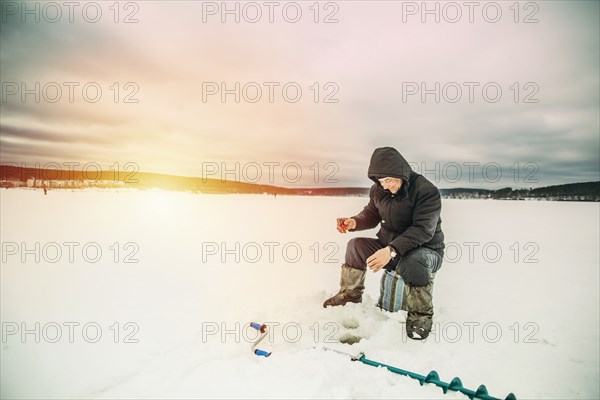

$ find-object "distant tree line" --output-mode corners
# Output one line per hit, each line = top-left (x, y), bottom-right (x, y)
(1, 165), (597, 201)
(440, 181), (599, 201)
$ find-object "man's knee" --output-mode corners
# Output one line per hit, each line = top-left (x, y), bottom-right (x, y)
(346, 237), (373, 250)
(345, 237), (378, 269)
(346, 237), (360, 250)
(397, 248), (441, 286)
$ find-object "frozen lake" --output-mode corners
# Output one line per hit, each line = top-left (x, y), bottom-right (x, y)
(1, 188), (598, 399)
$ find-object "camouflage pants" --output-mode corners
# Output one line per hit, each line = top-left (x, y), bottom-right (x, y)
(345, 239), (443, 340)
(403, 279), (435, 339)
(397, 247), (443, 339)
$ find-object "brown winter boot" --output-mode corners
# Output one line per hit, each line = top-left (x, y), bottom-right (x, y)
(404, 281), (434, 340)
(323, 264), (366, 308)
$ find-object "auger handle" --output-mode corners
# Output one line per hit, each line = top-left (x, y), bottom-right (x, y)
(254, 349), (271, 357)
(250, 322), (266, 333)
(249, 322), (271, 357)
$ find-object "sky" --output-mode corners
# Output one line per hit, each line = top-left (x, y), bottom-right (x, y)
(1, 0), (599, 189)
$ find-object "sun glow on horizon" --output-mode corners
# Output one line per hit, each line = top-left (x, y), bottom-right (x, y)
(139, 189), (185, 220)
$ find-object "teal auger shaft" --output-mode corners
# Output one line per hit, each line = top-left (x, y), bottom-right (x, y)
(356, 355), (517, 400)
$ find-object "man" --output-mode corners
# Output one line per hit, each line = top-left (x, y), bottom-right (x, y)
(323, 147), (445, 340)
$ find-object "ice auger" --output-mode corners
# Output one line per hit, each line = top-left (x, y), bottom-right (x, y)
(322, 348), (517, 400)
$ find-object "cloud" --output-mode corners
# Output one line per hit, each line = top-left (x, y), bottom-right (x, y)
(0, 1), (598, 188)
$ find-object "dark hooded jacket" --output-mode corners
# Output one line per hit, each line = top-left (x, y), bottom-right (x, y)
(349, 147), (445, 257)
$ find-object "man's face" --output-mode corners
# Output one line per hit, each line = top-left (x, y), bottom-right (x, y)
(378, 177), (403, 194)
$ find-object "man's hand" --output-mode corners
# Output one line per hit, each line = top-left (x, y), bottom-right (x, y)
(336, 218), (356, 233)
(366, 247), (392, 272)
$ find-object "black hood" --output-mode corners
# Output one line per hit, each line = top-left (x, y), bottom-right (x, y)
(368, 147), (413, 187)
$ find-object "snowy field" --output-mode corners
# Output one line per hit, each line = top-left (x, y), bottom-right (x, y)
(1, 188), (598, 399)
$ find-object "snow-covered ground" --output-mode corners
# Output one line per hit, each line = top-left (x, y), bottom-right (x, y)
(1, 189), (598, 399)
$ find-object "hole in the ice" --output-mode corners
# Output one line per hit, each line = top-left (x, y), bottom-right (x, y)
(340, 319), (359, 329)
(339, 333), (362, 345)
